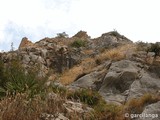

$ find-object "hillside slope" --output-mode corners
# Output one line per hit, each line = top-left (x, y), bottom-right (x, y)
(0, 31), (160, 120)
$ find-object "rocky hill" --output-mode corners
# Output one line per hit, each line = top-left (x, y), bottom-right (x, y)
(0, 31), (160, 120)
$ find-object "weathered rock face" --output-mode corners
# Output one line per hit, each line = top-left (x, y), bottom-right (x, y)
(127, 71), (160, 100)
(69, 61), (111, 90)
(1, 31), (132, 76)
(148, 64), (160, 78)
(137, 101), (160, 120)
(18, 37), (34, 49)
(70, 59), (160, 105)
(91, 31), (132, 50)
(100, 60), (160, 104)
(72, 30), (90, 39)
(98, 60), (140, 104)
(1, 38), (81, 75)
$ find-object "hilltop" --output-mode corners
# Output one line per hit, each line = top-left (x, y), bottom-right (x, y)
(0, 31), (160, 120)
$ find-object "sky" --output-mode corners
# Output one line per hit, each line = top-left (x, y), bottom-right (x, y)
(0, 0), (160, 51)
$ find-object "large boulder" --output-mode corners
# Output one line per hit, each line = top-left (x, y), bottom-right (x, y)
(98, 60), (160, 105)
(127, 70), (160, 100)
(69, 61), (112, 90)
(99, 60), (141, 104)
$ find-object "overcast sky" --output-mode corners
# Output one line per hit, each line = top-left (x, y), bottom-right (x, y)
(0, 0), (160, 51)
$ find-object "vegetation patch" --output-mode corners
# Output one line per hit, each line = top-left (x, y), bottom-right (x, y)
(56, 32), (69, 38)
(148, 42), (160, 57)
(136, 41), (149, 51)
(67, 89), (103, 106)
(125, 94), (160, 114)
(0, 59), (47, 98)
(71, 39), (87, 48)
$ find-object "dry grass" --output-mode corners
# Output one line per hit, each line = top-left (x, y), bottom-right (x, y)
(0, 92), (93, 120)
(93, 103), (124, 120)
(82, 49), (94, 55)
(0, 89), (159, 120)
(93, 93), (160, 120)
(96, 44), (136, 63)
(98, 48), (125, 61)
(60, 44), (136, 85)
(125, 93), (160, 114)
(60, 66), (84, 85)
(0, 94), (47, 120)
(60, 58), (96, 85)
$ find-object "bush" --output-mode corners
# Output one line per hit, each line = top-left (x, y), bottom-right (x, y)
(0, 60), (47, 98)
(110, 31), (122, 38)
(71, 39), (86, 48)
(148, 42), (160, 57)
(56, 32), (69, 38)
(67, 89), (102, 106)
(93, 103), (122, 120)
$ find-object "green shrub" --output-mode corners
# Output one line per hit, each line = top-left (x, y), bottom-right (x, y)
(51, 83), (67, 97)
(71, 39), (86, 48)
(110, 31), (121, 37)
(56, 32), (69, 38)
(0, 60), (47, 98)
(67, 89), (102, 106)
(93, 103), (122, 120)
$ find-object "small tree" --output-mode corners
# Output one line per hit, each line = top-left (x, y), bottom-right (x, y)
(10, 42), (14, 51)
(56, 32), (69, 38)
